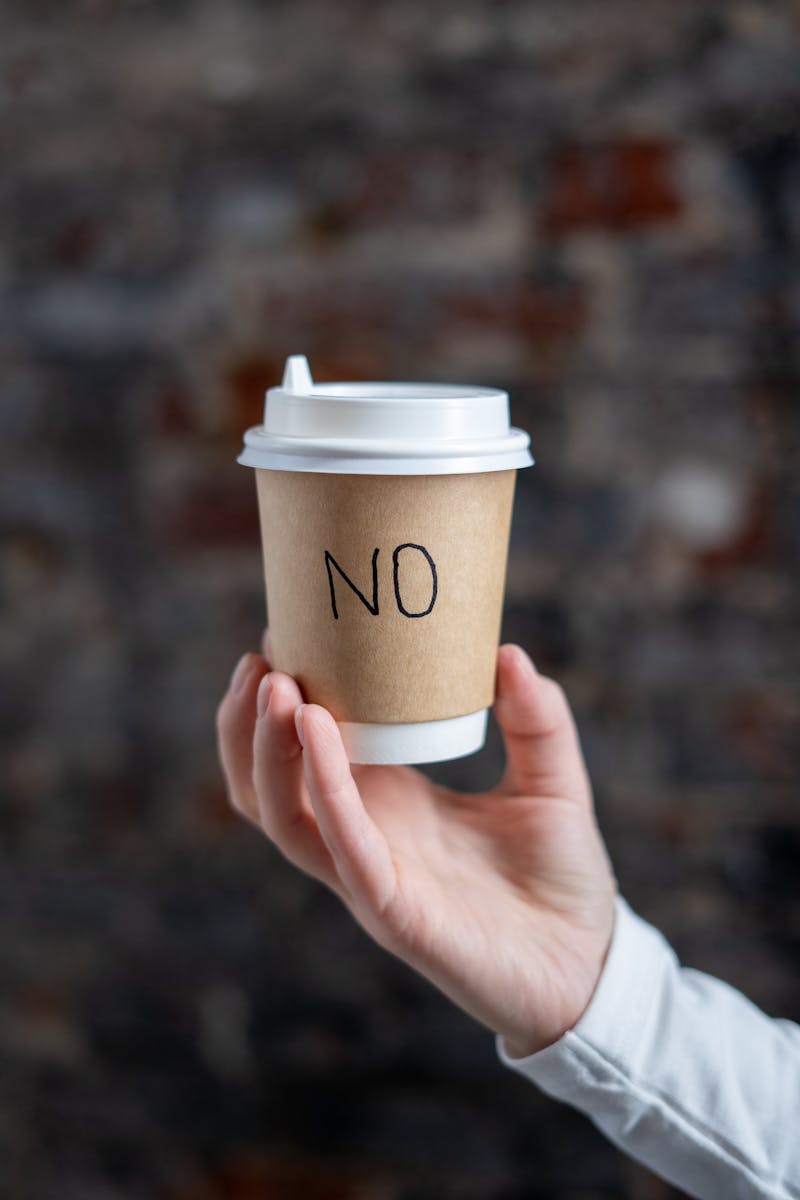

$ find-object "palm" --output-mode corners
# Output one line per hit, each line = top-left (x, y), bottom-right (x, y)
(348, 761), (614, 1052)
(353, 763), (592, 918)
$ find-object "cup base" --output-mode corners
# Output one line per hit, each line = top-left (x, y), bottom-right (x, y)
(338, 709), (488, 765)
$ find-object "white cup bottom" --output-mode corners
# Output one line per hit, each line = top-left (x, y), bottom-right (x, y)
(338, 709), (489, 765)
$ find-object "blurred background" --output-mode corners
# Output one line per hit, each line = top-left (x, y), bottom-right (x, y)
(1, 0), (799, 1197)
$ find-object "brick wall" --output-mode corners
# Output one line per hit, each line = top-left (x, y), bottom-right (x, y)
(1, 2), (799, 1197)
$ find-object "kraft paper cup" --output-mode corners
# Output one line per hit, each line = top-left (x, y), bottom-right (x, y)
(238, 356), (533, 765)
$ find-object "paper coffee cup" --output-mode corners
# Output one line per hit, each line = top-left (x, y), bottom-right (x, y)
(238, 356), (533, 765)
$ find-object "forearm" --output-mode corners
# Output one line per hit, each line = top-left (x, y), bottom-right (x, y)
(497, 898), (800, 1200)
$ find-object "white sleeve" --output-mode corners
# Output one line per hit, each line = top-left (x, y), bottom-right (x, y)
(496, 897), (800, 1200)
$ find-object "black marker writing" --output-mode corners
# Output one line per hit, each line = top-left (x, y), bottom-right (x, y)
(392, 542), (438, 618)
(324, 548), (380, 620)
(323, 543), (439, 620)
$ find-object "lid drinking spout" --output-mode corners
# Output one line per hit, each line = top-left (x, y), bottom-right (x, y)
(282, 354), (314, 393)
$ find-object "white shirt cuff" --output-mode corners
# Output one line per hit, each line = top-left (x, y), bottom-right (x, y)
(496, 895), (671, 1093)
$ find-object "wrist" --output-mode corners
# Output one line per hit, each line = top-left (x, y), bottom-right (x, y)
(499, 905), (616, 1059)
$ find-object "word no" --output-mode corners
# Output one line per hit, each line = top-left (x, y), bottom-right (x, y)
(324, 543), (438, 620)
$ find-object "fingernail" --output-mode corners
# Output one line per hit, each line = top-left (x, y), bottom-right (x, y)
(294, 704), (305, 747)
(257, 674), (272, 718)
(230, 654), (253, 695)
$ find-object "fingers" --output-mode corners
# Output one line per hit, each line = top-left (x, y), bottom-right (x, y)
(219, 636), (398, 921)
(216, 653), (270, 823)
(251, 673), (338, 889)
(494, 644), (592, 806)
(297, 704), (398, 920)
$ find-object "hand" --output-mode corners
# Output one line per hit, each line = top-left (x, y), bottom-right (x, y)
(216, 632), (617, 1057)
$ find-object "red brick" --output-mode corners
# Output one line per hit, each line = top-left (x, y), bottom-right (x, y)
(156, 478), (260, 550)
(153, 379), (198, 437)
(163, 1150), (369, 1200)
(441, 277), (587, 343)
(727, 691), (799, 781)
(54, 214), (103, 268)
(224, 355), (284, 433)
(697, 482), (774, 573)
(541, 138), (682, 235)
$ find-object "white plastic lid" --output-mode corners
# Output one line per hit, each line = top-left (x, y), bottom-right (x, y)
(237, 355), (534, 475)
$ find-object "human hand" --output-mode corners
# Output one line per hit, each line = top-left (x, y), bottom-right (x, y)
(216, 632), (616, 1057)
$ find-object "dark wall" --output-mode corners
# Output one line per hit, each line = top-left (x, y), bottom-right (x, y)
(1, 2), (799, 1197)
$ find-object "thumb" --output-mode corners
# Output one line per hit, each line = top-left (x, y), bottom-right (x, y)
(493, 645), (592, 807)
